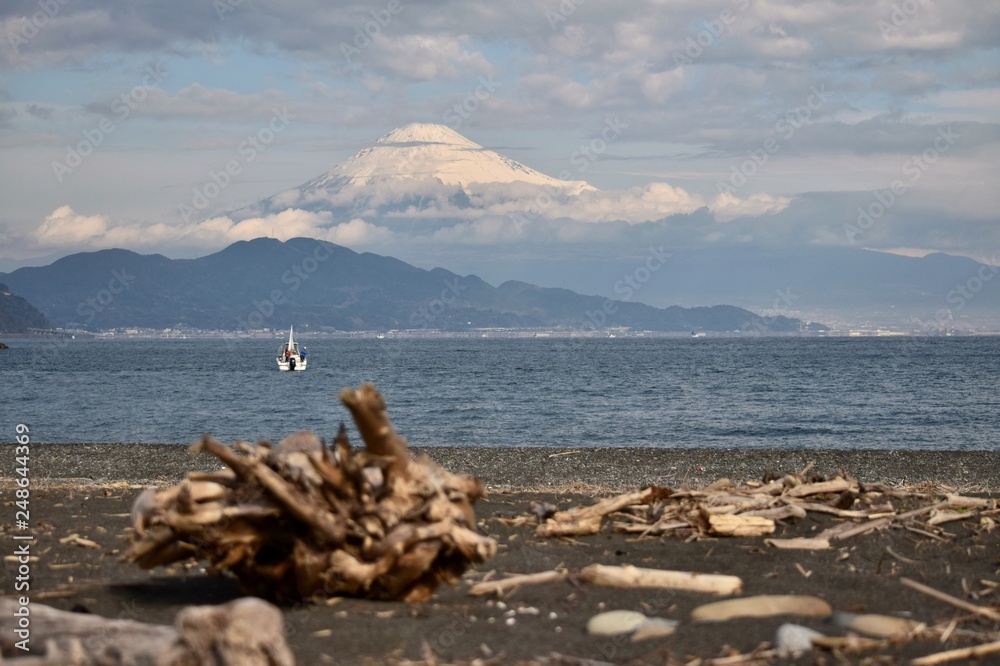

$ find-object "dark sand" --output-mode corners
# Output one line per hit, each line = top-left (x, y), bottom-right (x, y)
(4, 443), (1000, 491)
(2, 444), (999, 664)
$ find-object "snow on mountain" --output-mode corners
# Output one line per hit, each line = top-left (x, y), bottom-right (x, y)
(312, 123), (593, 192)
(251, 123), (594, 218)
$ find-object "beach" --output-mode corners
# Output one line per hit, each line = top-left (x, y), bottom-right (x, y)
(1, 443), (998, 664)
(5, 443), (1000, 491)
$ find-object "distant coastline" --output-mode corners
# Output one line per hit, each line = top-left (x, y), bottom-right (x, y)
(8, 327), (1000, 339)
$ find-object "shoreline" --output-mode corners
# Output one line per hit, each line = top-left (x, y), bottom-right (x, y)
(2, 442), (998, 490)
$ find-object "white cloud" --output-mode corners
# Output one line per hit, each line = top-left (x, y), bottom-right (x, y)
(35, 206), (110, 246)
(31, 207), (337, 249)
(640, 68), (685, 103)
(709, 192), (792, 222)
(5, 0), (1000, 262)
(322, 218), (395, 245)
(28, 178), (792, 256)
(136, 84), (288, 120)
(370, 34), (493, 81)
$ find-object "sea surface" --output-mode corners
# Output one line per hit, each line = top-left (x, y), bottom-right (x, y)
(1, 336), (998, 450)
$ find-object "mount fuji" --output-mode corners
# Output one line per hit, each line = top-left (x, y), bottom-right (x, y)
(236, 123), (637, 224)
(298, 123), (592, 193)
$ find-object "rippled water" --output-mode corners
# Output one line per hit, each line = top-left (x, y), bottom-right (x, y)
(1, 336), (998, 449)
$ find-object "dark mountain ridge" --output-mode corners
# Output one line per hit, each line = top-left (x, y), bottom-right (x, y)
(0, 283), (53, 333)
(0, 238), (812, 333)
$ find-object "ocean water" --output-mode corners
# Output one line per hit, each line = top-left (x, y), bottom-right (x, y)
(1, 336), (998, 450)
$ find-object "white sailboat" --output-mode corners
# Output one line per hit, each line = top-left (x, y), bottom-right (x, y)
(276, 325), (308, 371)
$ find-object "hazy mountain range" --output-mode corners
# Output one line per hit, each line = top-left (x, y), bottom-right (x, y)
(0, 238), (814, 333)
(6, 123), (997, 332)
(218, 123), (999, 331)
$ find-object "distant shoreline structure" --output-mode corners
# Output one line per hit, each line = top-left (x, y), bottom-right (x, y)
(6, 327), (1000, 340)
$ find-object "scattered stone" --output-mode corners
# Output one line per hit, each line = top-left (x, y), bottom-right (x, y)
(0, 596), (294, 665)
(775, 623), (824, 657)
(630, 617), (679, 642)
(586, 610), (648, 636)
(530, 500), (558, 521)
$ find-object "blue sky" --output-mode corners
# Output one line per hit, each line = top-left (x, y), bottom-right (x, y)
(1, 0), (998, 268)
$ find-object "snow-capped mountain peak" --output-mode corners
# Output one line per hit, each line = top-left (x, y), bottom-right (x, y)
(376, 122), (481, 148)
(295, 123), (594, 195)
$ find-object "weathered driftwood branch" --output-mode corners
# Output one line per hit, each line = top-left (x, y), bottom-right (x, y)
(468, 570), (569, 596)
(124, 383), (496, 602)
(901, 577), (1000, 624)
(536, 486), (666, 537)
(339, 384), (409, 473)
(579, 564), (743, 596)
(467, 564), (742, 597)
(0, 597), (294, 666)
(765, 537), (831, 550)
(707, 514), (775, 537)
(540, 467), (996, 546)
(691, 595), (832, 622)
(911, 640), (1000, 666)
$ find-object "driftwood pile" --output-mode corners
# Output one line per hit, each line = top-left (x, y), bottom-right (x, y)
(475, 470), (999, 664)
(533, 467), (998, 548)
(124, 383), (496, 602)
(0, 597), (294, 666)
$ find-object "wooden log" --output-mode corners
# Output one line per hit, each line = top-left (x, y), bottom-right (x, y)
(793, 502), (878, 518)
(818, 516), (892, 541)
(536, 513), (604, 537)
(910, 640), (1000, 666)
(739, 504), (807, 521)
(834, 612), (924, 638)
(536, 487), (662, 537)
(580, 563), (743, 596)
(692, 595), (832, 622)
(339, 383), (410, 475)
(811, 635), (888, 652)
(765, 537), (831, 550)
(192, 435), (346, 546)
(785, 477), (854, 498)
(708, 514), (775, 537)
(615, 520), (689, 535)
(927, 509), (970, 526)
(468, 570), (568, 596)
(943, 493), (993, 509)
(900, 577), (1000, 623)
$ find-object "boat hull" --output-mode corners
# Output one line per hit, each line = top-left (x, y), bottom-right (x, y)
(277, 358), (307, 371)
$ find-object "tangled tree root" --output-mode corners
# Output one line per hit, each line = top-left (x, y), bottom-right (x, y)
(124, 383), (496, 602)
